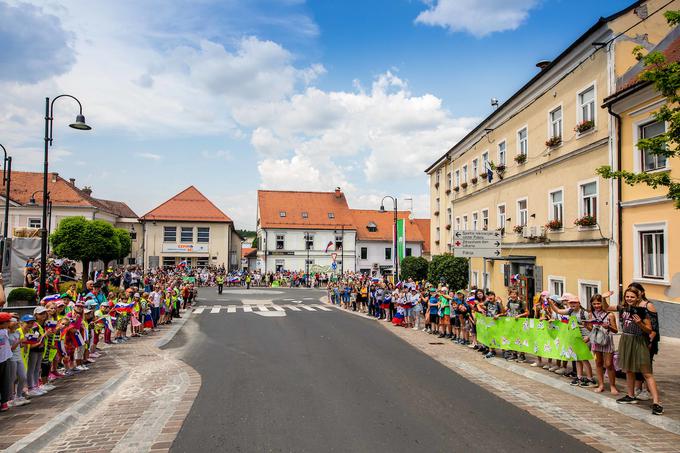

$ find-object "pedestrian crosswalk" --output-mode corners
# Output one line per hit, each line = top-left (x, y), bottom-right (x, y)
(192, 304), (334, 314)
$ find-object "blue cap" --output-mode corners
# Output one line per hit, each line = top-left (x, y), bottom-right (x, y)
(20, 314), (36, 322)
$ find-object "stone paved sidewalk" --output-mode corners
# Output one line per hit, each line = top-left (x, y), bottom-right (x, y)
(0, 311), (200, 453)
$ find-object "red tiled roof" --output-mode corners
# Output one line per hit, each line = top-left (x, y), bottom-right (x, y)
(412, 218), (431, 254)
(242, 247), (257, 258)
(350, 209), (426, 243)
(257, 189), (355, 230)
(142, 186), (232, 223)
(8, 171), (136, 218)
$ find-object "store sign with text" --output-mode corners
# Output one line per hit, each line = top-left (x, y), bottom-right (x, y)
(162, 244), (209, 253)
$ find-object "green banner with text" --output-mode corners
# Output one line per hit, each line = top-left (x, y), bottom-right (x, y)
(396, 218), (405, 264)
(475, 314), (594, 361)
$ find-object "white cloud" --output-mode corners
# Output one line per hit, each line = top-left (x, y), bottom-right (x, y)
(415, 0), (539, 37)
(137, 152), (162, 160)
(200, 150), (232, 160)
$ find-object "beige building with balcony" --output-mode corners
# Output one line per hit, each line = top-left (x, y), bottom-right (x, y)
(426, 0), (678, 306)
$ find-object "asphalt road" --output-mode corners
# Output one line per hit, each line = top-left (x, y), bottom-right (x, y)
(166, 287), (592, 453)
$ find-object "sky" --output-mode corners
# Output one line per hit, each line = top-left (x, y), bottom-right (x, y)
(0, 0), (634, 229)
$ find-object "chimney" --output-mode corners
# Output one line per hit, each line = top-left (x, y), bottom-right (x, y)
(51, 172), (59, 183)
(536, 60), (551, 70)
(69, 178), (76, 186)
(334, 187), (342, 198)
(82, 186), (92, 196)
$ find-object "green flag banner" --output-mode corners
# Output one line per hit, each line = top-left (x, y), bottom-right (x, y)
(182, 276), (196, 283)
(475, 314), (594, 361)
(396, 218), (405, 263)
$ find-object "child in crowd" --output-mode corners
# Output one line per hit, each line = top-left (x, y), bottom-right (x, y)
(585, 294), (618, 394)
(504, 289), (528, 362)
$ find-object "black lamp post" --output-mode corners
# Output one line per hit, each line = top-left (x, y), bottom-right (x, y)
(40, 95), (91, 298)
(379, 196), (398, 280)
(304, 232), (310, 287)
(0, 144), (11, 271)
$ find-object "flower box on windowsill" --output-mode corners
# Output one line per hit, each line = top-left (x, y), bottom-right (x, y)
(514, 154), (527, 165)
(513, 225), (524, 234)
(471, 177), (478, 185)
(446, 224), (451, 230)
(434, 240), (440, 245)
(434, 182), (440, 189)
(574, 215), (597, 228)
(461, 182), (468, 189)
(453, 186), (460, 192)
(574, 120), (595, 134)
(545, 220), (563, 232)
(445, 189), (451, 195)
(433, 210), (440, 216)
(545, 136), (562, 148)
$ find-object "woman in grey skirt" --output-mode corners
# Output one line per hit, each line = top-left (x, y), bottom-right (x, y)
(616, 286), (663, 415)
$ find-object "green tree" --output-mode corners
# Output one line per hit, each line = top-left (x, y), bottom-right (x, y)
(597, 11), (680, 208)
(251, 236), (259, 249)
(400, 256), (429, 281)
(427, 254), (468, 290)
(50, 217), (120, 286)
(115, 228), (132, 262)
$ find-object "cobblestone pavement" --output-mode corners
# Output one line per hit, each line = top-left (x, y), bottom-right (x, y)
(0, 313), (200, 453)
(379, 318), (680, 453)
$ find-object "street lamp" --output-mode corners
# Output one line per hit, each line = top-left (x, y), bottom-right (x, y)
(40, 95), (91, 298)
(379, 196), (398, 280)
(304, 232), (310, 287)
(0, 144), (11, 271)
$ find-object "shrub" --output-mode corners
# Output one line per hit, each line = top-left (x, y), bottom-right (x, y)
(59, 281), (83, 294)
(428, 254), (468, 290)
(400, 256), (429, 281)
(7, 287), (37, 304)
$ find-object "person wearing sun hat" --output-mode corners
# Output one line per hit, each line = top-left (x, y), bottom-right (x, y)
(0, 311), (14, 411)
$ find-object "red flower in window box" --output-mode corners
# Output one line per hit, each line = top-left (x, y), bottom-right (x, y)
(574, 215), (597, 227)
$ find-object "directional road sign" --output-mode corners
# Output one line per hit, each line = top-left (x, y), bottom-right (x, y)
(452, 230), (502, 258)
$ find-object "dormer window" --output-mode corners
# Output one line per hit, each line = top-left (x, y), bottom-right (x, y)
(279, 211), (286, 218)
(301, 212), (308, 219)
(328, 212), (335, 219)
(367, 222), (377, 233)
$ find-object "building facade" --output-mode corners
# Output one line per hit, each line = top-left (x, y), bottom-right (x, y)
(426, 0), (677, 309)
(603, 29), (680, 336)
(141, 186), (241, 270)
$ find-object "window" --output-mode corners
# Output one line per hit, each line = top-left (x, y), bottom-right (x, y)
(197, 227), (210, 243)
(360, 247), (368, 260)
(305, 259), (314, 266)
(127, 258), (136, 265)
(548, 276), (565, 297)
(447, 207), (452, 225)
(455, 170), (460, 187)
(482, 152), (489, 174)
(279, 211), (286, 217)
(579, 281), (600, 305)
(328, 212), (335, 219)
(405, 248), (412, 257)
(497, 204), (506, 229)
(129, 230), (137, 240)
(196, 257), (209, 267)
(455, 217), (461, 230)
(385, 247), (392, 260)
(302, 211), (308, 219)
(462, 215), (468, 230)
(640, 230), (665, 279)
(549, 189), (563, 224)
(472, 158), (479, 177)
(435, 170), (441, 185)
(549, 106), (562, 139)
(28, 218), (42, 229)
(580, 181), (597, 220)
(640, 121), (667, 172)
(517, 198), (528, 226)
(472, 271), (479, 288)
(163, 226), (176, 242)
(180, 227), (193, 243)
(498, 141), (506, 166)
(578, 85), (595, 123)
(446, 172), (452, 190)
(276, 234), (285, 250)
(481, 209), (489, 230)
(162, 256), (176, 267)
(472, 212), (478, 231)
(305, 233), (314, 250)
(462, 165), (468, 183)
(435, 198), (440, 211)
(435, 227), (440, 241)
(335, 234), (343, 250)
(518, 127), (528, 156)
(367, 222), (377, 232)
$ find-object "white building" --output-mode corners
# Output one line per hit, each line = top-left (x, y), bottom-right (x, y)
(257, 189), (357, 273)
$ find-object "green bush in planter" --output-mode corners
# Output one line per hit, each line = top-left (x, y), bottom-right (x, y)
(59, 281), (83, 295)
(7, 287), (37, 304)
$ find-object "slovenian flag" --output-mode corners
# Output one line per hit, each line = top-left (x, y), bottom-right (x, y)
(178, 260), (188, 268)
(144, 313), (154, 329)
(42, 294), (62, 304)
(73, 330), (85, 347)
(324, 241), (334, 252)
(114, 301), (135, 312)
(57, 337), (68, 356)
(24, 333), (42, 346)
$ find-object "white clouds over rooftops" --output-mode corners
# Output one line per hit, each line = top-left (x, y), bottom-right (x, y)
(415, 0), (540, 37)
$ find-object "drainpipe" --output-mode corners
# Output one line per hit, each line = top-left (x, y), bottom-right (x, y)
(607, 104), (623, 302)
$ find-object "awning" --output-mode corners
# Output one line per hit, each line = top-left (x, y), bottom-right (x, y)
(484, 255), (536, 265)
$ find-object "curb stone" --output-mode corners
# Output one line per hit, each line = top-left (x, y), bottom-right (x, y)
(156, 308), (193, 349)
(4, 371), (127, 453)
(485, 355), (680, 436)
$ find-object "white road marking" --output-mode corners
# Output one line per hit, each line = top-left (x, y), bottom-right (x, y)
(227, 306), (236, 313)
(303, 298), (316, 300)
(242, 306), (253, 312)
(193, 307), (205, 314)
(257, 305), (270, 312)
(283, 298), (294, 301)
(285, 305), (301, 311)
(312, 304), (332, 311)
(254, 311), (286, 317)
(300, 305), (316, 311)
(270, 305), (285, 312)
(210, 306), (222, 314)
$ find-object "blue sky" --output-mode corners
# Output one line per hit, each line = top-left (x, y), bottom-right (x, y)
(0, 0), (632, 228)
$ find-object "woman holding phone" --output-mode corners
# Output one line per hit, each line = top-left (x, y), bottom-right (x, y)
(585, 294), (618, 394)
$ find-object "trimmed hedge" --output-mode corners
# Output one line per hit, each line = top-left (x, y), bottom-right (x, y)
(7, 287), (37, 304)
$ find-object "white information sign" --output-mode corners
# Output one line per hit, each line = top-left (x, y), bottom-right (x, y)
(452, 230), (502, 258)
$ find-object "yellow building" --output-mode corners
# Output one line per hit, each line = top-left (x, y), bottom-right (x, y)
(426, 1), (677, 310)
(602, 29), (680, 337)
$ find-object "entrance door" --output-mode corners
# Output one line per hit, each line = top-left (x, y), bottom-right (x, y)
(511, 262), (536, 313)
